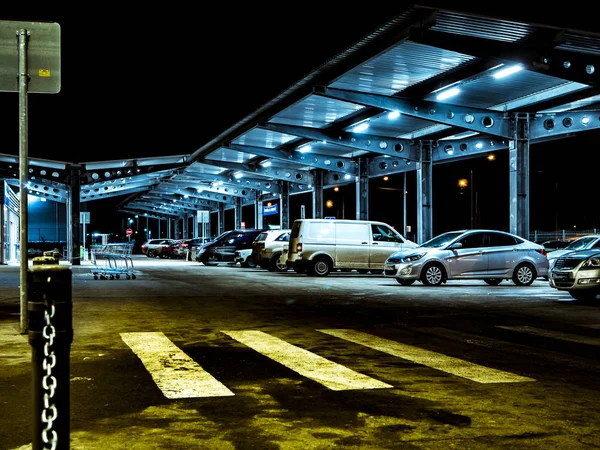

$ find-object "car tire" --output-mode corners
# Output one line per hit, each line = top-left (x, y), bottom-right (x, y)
(512, 263), (536, 286)
(271, 253), (288, 272)
(242, 257), (257, 268)
(311, 256), (331, 277)
(420, 262), (445, 286)
(201, 255), (217, 266)
(568, 290), (599, 301)
(396, 279), (415, 286)
(483, 278), (503, 286)
(147, 250), (155, 258)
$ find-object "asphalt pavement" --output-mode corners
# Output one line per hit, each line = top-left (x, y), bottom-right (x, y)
(1, 255), (599, 450)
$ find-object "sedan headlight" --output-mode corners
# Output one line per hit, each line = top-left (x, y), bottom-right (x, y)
(400, 252), (427, 263)
(581, 256), (600, 269)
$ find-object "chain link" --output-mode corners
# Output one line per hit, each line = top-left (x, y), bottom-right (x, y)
(41, 301), (58, 450)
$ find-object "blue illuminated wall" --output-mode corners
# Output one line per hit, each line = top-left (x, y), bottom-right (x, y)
(28, 196), (67, 243)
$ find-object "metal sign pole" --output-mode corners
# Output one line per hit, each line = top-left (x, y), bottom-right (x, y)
(1, 20), (61, 334)
(18, 28), (30, 334)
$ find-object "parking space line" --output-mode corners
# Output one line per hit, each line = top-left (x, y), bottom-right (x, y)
(318, 329), (535, 384)
(497, 326), (600, 346)
(221, 330), (393, 391)
(120, 332), (234, 399)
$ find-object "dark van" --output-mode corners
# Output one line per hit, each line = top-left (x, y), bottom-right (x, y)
(196, 229), (266, 265)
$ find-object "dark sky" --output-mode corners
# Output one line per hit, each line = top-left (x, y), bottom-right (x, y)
(1, 4), (599, 237)
(0, 5), (415, 162)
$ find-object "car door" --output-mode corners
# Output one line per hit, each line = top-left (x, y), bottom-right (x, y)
(446, 231), (489, 278)
(486, 231), (521, 276)
(369, 223), (414, 267)
(334, 222), (370, 268)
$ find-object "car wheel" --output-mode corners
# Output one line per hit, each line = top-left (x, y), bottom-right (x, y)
(271, 253), (288, 272)
(512, 263), (535, 286)
(147, 250), (155, 258)
(396, 279), (415, 286)
(312, 256), (331, 276)
(243, 256), (257, 268)
(420, 262), (444, 286)
(568, 290), (599, 301)
(483, 278), (503, 286)
(201, 255), (217, 266)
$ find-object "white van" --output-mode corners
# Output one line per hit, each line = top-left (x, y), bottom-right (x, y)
(286, 219), (417, 276)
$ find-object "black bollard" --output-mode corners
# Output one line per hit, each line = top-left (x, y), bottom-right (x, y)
(28, 264), (73, 450)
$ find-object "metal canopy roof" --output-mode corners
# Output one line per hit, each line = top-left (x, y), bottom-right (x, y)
(2, 4), (600, 222)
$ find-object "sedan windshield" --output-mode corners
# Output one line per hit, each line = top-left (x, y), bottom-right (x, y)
(419, 231), (465, 248)
(565, 236), (598, 250)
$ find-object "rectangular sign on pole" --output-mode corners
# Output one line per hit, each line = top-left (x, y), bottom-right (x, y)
(80, 212), (90, 224)
(0, 20), (61, 93)
(197, 210), (209, 224)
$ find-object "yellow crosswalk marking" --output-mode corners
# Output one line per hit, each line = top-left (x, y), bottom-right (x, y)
(121, 332), (234, 399)
(319, 329), (535, 384)
(222, 330), (393, 391)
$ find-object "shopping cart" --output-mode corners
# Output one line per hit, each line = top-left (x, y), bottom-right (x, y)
(90, 242), (136, 280)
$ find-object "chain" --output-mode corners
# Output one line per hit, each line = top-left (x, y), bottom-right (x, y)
(41, 300), (58, 450)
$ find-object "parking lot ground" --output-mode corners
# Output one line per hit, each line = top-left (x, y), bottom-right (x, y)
(1, 256), (600, 449)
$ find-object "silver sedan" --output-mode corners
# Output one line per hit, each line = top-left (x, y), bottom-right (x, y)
(384, 229), (549, 287)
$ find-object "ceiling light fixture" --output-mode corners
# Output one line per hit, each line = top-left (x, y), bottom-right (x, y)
(493, 64), (523, 79)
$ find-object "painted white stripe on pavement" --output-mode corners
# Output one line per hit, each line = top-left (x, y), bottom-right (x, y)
(318, 329), (535, 384)
(120, 332), (234, 399)
(497, 326), (600, 346)
(222, 330), (392, 391)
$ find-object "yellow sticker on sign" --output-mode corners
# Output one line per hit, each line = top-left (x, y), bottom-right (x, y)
(38, 69), (51, 77)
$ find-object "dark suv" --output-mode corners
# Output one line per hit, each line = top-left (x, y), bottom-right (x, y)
(196, 229), (266, 266)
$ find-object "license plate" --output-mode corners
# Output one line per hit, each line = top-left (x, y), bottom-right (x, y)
(552, 272), (570, 280)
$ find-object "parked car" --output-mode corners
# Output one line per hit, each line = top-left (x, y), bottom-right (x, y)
(234, 248), (257, 268)
(548, 249), (600, 301)
(539, 240), (570, 253)
(141, 239), (176, 258)
(177, 237), (213, 259)
(287, 219), (417, 276)
(384, 229), (549, 286)
(160, 239), (185, 259)
(251, 229), (291, 272)
(197, 229), (266, 265)
(547, 235), (600, 269)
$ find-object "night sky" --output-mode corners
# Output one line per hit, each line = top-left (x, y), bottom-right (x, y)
(1, 5), (598, 239)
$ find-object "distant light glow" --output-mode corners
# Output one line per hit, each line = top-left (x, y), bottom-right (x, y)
(493, 65), (523, 79)
(475, 142), (484, 149)
(261, 161), (272, 167)
(343, 174), (352, 180)
(436, 87), (460, 101)
(387, 110), (400, 120)
(234, 172), (244, 179)
(581, 116), (591, 125)
(297, 145), (312, 153)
